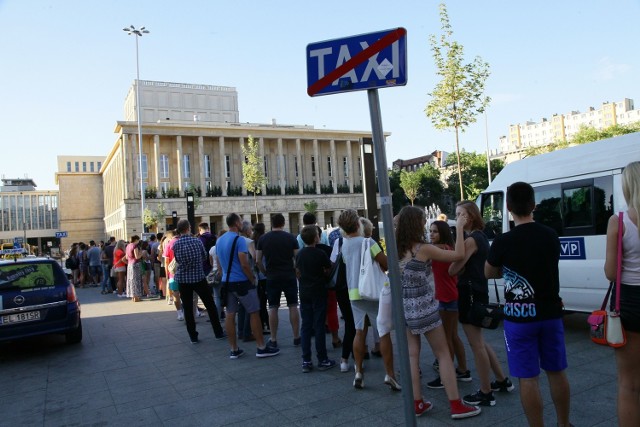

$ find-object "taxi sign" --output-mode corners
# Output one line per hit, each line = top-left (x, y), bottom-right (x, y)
(306, 27), (408, 97)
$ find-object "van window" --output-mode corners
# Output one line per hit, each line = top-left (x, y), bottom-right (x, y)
(480, 192), (504, 238)
(531, 176), (613, 236)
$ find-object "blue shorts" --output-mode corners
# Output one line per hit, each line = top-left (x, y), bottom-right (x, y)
(503, 318), (567, 378)
(439, 300), (458, 312)
(168, 278), (179, 292)
(266, 278), (298, 308)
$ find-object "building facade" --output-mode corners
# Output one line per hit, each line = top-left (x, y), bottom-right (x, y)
(498, 98), (640, 161)
(0, 178), (59, 253)
(98, 80), (379, 240)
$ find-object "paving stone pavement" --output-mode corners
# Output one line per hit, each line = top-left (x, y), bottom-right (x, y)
(0, 287), (618, 426)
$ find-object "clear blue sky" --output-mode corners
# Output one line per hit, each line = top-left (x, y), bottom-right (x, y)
(1, 0), (638, 190)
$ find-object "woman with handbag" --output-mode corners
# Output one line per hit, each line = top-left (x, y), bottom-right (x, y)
(396, 206), (480, 419)
(604, 161), (640, 427)
(449, 201), (511, 408)
(337, 209), (400, 392)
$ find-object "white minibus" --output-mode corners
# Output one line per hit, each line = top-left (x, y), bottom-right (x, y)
(478, 132), (640, 312)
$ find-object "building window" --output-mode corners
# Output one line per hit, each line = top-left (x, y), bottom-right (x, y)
(343, 157), (348, 177)
(204, 154), (211, 178)
(263, 155), (269, 177)
(205, 181), (212, 192)
(183, 154), (191, 178)
(329, 179), (333, 189)
(225, 155), (231, 178)
(160, 182), (169, 194)
(327, 156), (333, 177)
(137, 154), (148, 179)
(183, 181), (190, 191)
(294, 156), (299, 177)
(82, 162), (87, 172)
(66, 162), (71, 172)
(160, 154), (169, 178)
(357, 157), (362, 176)
(97, 161), (102, 171)
(226, 181), (231, 192)
(311, 156), (316, 177)
(90, 162), (95, 172)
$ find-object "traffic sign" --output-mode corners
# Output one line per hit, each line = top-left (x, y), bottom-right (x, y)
(306, 27), (407, 97)
(55, 231), (68, 238)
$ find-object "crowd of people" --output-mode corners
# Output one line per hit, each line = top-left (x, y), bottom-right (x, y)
(62, 160), (640, 424)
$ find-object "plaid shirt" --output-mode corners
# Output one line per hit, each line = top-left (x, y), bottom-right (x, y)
(173, 234), (207, 284)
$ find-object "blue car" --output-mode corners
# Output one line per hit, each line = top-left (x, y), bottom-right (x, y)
(0, 257), (82, 344)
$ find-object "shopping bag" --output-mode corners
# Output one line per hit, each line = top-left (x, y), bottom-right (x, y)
(357, 238), (386, 301)
(377, 281), (393, 336)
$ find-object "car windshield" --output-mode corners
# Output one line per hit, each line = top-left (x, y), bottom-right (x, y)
(0, 262), (61, 289)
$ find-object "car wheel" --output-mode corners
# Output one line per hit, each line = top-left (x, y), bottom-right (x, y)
(65, 319), (82, 344)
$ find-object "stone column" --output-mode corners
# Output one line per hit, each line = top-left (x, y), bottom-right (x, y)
(317, 211), (326, 228)
(219, 136), (226, 196)
(277, 138), (285, 195)
(176, 135), (183, 193)
(346, 140), (354, 193)
(313, 139), (320, 194)
(153, 135), (160, 197)
(198, 136), (205, 195)
(265, 212), (273, 231)
(334, 210), (342, 229)
(259, 137), (267, 195)
(296, 138), (303, 195)
(122, 134), (130, 199)
(330, 139), (337, 194)
(131, 133), (141, 198)
(239, 137), (247, 196)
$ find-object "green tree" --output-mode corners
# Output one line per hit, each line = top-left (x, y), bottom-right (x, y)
(242, 135), (267, 223)
(445, 151), (504, 202)
(426, 3), (491, 200)
(303, 200), (318, 216)
(400, 169), (421, 206)
(143, 203), (167, 231)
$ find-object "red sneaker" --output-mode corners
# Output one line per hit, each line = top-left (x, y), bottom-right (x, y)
(414, 399), (433, 417)
(451, 402), (481, 419)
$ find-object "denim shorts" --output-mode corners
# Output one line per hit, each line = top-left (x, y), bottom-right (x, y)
(503, 318), (567, 378)
(226, 281), (260, 314)
(439, 300), (459, 312)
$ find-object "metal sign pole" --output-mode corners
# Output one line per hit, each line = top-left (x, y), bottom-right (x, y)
(367, 88), (416, 426)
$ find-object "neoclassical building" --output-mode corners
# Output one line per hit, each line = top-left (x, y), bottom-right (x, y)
(100, 80), (382, 239)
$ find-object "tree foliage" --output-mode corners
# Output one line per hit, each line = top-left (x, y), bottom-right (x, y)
(143, 203), (167, 231)
(391, 164), (445, 213)
(425, 3), (491, 200)
(525, 121), (640, 157)
(445, 151), (504, 203)
(400, 170), (421, 206)
(241, 135), (267, 223)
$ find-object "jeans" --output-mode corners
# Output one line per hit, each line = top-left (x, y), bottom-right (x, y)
(101, 264), (112, 292)
(178, 279), (224, 341)
(300, 297), (328, 363)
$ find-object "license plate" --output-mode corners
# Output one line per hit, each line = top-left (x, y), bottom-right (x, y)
(1, 311), (40, 325)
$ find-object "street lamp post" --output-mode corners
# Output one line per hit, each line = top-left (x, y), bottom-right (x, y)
(123, 25), (149, 233)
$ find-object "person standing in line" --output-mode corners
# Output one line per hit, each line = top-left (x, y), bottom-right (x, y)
(605, 162), (640, 427)
(486, 182), (570, 427)
(329, 223), (357, 373)
(251, 224), (270, 334)
(125, 236), (143, 302)
(337, 209), (400, 392)
(163, 231), (184, 319)
(237, 220), (255, 341)
(449, 201), (512, 407)
(209, 229), (227, 319)
(77, 242), (88, 288)
(395, 206), (481, 419)
(113, 240), (127, 297)
(86, 240), (102, 286)
(256, 213), (300, 349)
(296, 225), (336, 373)
(426, 220), (471, 387)
(216, 213), (280, 359)
(100, 237), (116, 294)
(149, 234), (162, 297)
(172, 219), (225, 344)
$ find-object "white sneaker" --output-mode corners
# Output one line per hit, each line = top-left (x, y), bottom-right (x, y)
(340, 361), (349, 373)
(177, 310), (184, 321)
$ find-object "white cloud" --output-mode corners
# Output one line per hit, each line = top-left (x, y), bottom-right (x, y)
(593, 57), (631, 81)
